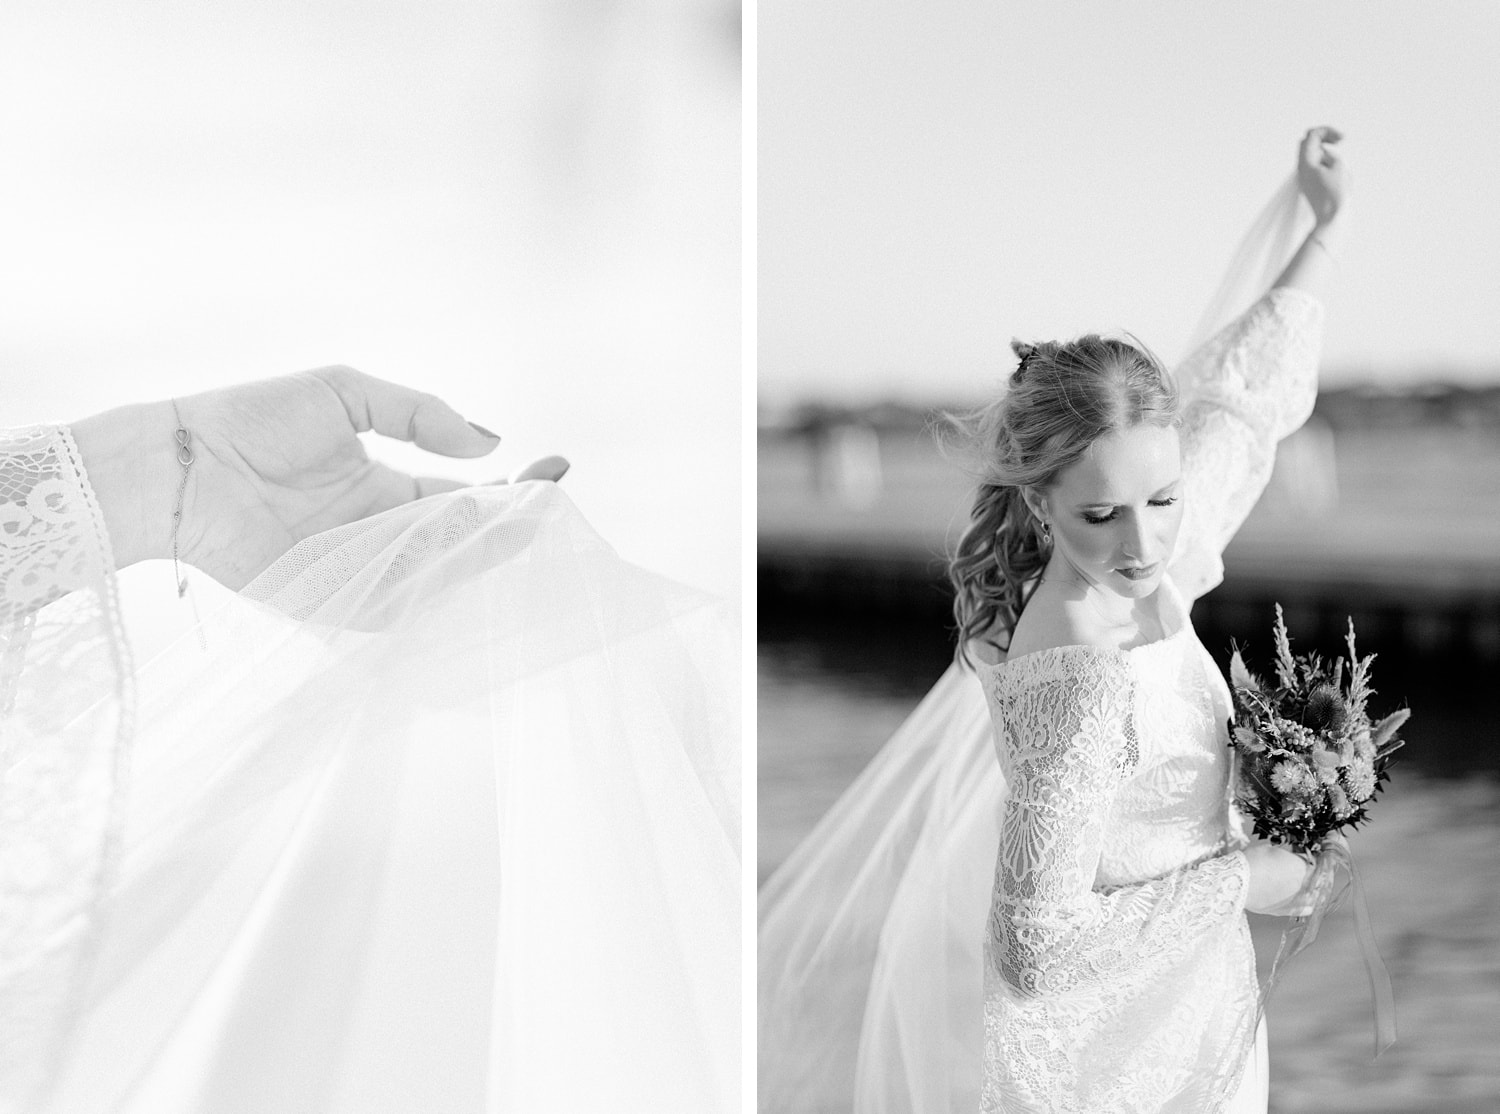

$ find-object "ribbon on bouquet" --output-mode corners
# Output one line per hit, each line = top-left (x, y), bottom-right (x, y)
(1264, 832), (1398, 1058)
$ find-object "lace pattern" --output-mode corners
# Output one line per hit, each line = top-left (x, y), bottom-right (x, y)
(0, 426), (133, 1113)
(980, 642), (1255, 1113)
(979, 287), (1324, 1113)
(1170, 286), (1325, 601)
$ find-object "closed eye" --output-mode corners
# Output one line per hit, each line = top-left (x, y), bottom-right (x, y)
(1081, 497), (1178, 526)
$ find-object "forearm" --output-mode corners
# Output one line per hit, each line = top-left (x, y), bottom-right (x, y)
(1272, 212), (1344, 299)
(994, 849), (1250, 999)
(70, 401), (179, 570)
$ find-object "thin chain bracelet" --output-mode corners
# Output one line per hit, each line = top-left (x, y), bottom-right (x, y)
(170, 399), (194, 598)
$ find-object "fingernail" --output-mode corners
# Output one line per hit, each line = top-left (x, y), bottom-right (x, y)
(468, 421), (500, 440)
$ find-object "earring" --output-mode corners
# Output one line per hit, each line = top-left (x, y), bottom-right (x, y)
(1037, 518), (1051, 546)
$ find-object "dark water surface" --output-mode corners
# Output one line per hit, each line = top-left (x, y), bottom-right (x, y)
(760, 610), (1500, 1113)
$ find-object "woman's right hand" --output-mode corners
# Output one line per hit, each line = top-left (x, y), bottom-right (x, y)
(73, 367), (571, 591)
(1296, 125), (1347, 227)
(1271, 126), (1348, 294)
(1242, 839), (1317, 916)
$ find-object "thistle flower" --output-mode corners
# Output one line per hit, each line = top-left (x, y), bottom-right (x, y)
(1227, 608), (1408, 854)
(1303, 684), (1349, 733)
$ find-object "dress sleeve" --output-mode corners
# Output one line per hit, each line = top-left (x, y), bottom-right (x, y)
(1168, 286), (1325, 601)
(0, 424), (134, 1110)
(987, 654), (1249, 1001)
(0, 424), (121, 623)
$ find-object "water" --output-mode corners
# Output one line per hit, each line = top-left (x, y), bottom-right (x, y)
(759, 612), (1500, 1113)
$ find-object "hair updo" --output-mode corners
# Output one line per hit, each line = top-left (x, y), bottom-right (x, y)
(946, 334), (1178, 663)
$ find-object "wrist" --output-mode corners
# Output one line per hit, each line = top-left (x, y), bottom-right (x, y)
(71, 401), (178, 568)
(1311, 208), (1345, 239)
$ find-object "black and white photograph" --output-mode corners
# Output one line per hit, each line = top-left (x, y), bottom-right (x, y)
(759, 3), (1499, 1113)
(0, 1), (740, 1111)
(9, 1), (1500, 1112)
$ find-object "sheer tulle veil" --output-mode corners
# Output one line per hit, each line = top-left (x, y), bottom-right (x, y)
(756, 174), (1312, 1113)
(1184, 173), (1312, 357)
(4, 481), (739, 1112)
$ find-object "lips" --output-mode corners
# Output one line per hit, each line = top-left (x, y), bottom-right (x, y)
(1115, 562), (1160, 582)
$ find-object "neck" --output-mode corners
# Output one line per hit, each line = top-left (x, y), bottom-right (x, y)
(1041, 553), (1157, 632)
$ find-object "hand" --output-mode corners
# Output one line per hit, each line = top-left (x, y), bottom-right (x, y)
(73, 366), (571, 591)
(1242, 839), (1316, 916)
(1296, 126), (1348, 228)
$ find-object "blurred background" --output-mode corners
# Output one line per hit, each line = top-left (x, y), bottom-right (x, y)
(0, 0), (741, 657)
(760, 3), (1500, 1112)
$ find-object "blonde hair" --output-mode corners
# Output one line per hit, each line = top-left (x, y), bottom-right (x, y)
(946, 335), (1178, 664)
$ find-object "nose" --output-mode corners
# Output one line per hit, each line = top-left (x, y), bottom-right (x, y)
(1118, 512), (1153, 565)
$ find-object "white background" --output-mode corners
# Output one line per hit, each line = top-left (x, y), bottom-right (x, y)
(761, 0), (1500, 403)
(0, 0), (742, 623)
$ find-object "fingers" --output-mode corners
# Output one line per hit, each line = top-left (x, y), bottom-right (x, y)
(355, 464), (466, 515)
(370, 459), (571, 516)
(412, 475), (472, 499)
(312, 366), (502, 460)
(509, 454), (571, 483)
(1301, 126), (1344, 166)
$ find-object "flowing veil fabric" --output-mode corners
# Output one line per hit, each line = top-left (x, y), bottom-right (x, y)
(758, 665), (997, 1114)
(9, 481), (738, 1113)
(758, 173), (1312, 1114)
(1183, 174), (1311, 359)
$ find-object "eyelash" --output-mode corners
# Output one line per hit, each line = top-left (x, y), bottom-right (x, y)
(1081, 497), (1178, 526)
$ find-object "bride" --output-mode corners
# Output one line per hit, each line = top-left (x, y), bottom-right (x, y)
(0, 368), (739, 1112)
(759, 127), (1348, 1113)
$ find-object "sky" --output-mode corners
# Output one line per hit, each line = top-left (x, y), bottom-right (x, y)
(0, 0), (740, 601)
(760, 0), (1500, 404)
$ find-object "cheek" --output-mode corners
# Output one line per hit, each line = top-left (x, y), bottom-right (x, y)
(1056, 522), (1117, 565)
(1160, 504), (1186, 550)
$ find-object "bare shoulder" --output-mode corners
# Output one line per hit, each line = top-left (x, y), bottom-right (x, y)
(1006, 581), (1113, 661)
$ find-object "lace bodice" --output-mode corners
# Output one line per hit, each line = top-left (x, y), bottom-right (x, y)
(979, 605), (1256, 1112)
(979, 286), (1325, 1114)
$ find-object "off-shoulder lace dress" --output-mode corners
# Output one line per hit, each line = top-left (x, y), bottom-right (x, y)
(978, 286), (1325, 1114)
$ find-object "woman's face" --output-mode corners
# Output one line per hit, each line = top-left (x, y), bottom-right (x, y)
(1029, 423), (1185, 600)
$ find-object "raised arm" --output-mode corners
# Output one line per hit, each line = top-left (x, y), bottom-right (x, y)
(987, 657), (1250, 1000)
(1168, 128), (1349, 600)
(1271, 126), (1348, 300)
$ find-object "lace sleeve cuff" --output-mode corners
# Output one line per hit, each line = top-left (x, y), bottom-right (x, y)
(0, 425), (119, 623)
(0, 423), (134, 1109)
